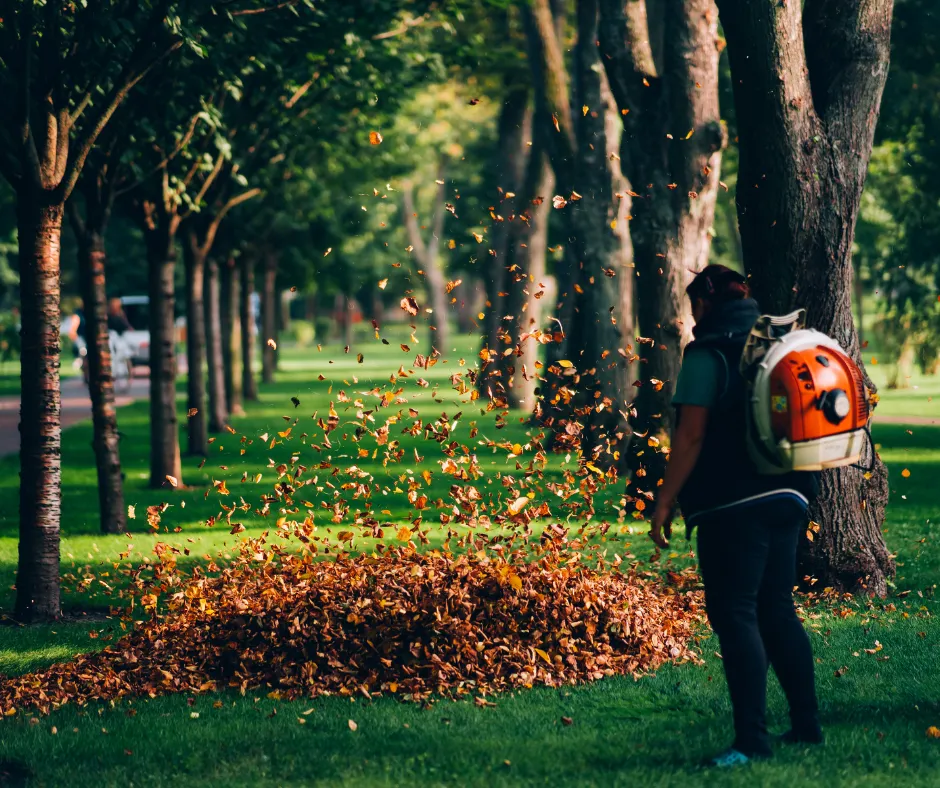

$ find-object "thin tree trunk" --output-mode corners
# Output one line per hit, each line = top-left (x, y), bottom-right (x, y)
(222, 258), (244, 417)
(74, 224), (125, 533)
(183, 231), (208, 456)
(240, 255), (258, 401)
(403, 168), (450, 355)
(204, 258), (227, 432)
(15, 200), (63, 621)
(344, 295), (355, 347)
(506, 158), (554, 411)
(716, 0), (894, 594)
(144, 219), (183, 490)
(261, 250), (277, 384)
(479, 92), (531, 396)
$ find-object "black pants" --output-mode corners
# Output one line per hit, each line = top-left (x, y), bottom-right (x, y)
(696, 501), (821, 757)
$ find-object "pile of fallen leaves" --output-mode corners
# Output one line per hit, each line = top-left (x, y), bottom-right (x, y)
(0, 541), (702, 714)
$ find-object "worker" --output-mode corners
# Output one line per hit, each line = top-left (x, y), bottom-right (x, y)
(650, 265), (822, 767)
(107, 298), (132, 334)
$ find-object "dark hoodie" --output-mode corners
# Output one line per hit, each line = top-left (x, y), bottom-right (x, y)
(675, 298), (818, 530)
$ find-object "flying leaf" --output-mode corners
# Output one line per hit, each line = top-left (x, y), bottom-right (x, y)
(369, 131), (383, 145)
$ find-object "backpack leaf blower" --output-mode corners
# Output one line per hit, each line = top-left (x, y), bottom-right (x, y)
(740, 310), (872, 474)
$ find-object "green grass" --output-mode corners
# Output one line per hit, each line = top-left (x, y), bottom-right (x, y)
(0, 335), (939, 787)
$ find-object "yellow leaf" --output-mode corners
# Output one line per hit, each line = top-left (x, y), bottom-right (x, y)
(558, 359), (573, 368)
(511, 443), (523, 455)
(165, 475), (178, 488)
(369, 131), (383, 145)
(582, 105), (589, 116)
(378, 278), (388, 290)
(127, 505), (135, 519)
(397, 526), (411, 541)
(507, 496), (529, 516)
(348, 719), (358, 731)
(534, 648), (551, 664)
(901, 468), (911, 478)
(928, 726), (940, 739)
(508, 574), (523, 591)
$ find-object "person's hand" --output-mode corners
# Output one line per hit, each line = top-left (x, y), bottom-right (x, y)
(650, 502), (673, 549)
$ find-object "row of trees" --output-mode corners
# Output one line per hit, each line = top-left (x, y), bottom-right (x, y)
(470, 0), (896, 594)
(0, 0), (448, 620)
(0, 0), (908, 619)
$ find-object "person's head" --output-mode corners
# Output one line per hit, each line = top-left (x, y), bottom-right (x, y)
(108, 298), (123, 316)
(686, 265), (750, 323)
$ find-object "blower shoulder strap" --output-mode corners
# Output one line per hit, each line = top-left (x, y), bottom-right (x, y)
(739, 308), (806, 377)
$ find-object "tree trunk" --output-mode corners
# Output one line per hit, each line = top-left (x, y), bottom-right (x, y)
(15, 199), (63, 621)
(204, 258), (227, 433)
(75, 226), (126, 534)
(144, 220), (183, 490)
(261, 250), (278, 384)
(598, 0), (724, 480)
(222, 258), (244, 417)
(344, 295), (355, 348)
(506, 158), (554, 411)
(183, 231), (208, 456)
(240, 255), (258, 402)
(854, 260), (865, 349)
(716, 0), (894, 594)
(402, 170), (450, 356)
(478, 92), (531, 397)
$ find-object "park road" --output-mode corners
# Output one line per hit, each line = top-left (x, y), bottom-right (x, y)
(0, 375), (149, 458)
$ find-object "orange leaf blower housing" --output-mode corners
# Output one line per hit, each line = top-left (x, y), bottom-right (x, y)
(742, 312), (871, 474)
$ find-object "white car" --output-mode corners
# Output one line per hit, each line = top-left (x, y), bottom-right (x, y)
(119, 295), (151, 368)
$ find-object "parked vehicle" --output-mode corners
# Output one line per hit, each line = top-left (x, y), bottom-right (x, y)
(118, 295), (150, 368)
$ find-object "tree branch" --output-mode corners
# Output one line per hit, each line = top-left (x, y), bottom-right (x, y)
(232, 0), (299, 16)
(803, 0), (893, 187)
(372, 14), (429, 40)
(61, 4), (183, 201)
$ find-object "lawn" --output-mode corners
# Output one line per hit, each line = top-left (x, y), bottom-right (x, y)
(0, 334), (939, 787)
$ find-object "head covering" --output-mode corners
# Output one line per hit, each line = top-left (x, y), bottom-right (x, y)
(686, 264), (748, 303)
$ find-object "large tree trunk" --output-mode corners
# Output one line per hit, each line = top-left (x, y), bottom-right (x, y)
(204, 258), (227, 433)
(222, 258), (244, 417)
(144, 218), (183, 490)
(598, 0), (724, 481)
(716, 0), (894, 594)
(183, 231), (208, 456)
(75, 225), (126, 534)
(15, 200), (63, 621)
(240, 255), (258, 402)
(261, 250), (278, 384)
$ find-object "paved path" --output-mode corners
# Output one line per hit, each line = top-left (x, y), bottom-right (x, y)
(0, 375), (150, 458)
(873, 414), (940, 427)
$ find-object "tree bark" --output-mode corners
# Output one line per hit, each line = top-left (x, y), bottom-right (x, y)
(183, 230), (208, 456)
(598, 0), (724, 479)
(716, 0), (895, 594)
(15, 200), (63, 621)
(478, 91), (531, 397)
(143, 213), (183, 490)
(222, 258), (244, 417)
(74, 225), (126, 534)
(402, 167), (450, 356)
(261, 250), (278, 384)
(240, 255), (258, 402)
(204, 258), (228, 433)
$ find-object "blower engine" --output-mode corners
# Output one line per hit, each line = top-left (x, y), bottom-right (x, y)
(740, 310), (871, 474)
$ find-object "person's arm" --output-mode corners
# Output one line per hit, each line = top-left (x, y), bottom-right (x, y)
(650, 405), (709, 548)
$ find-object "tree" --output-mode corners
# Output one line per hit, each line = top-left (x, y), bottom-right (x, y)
(0, 1), (183, 620)
(597, 0), (725, 479)
(519, 0), (636, 469)
(715, 0), (895, 593)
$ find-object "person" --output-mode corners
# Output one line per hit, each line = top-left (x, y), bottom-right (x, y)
(650, 265), (823, 768)
(107, 298), (132, 334)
